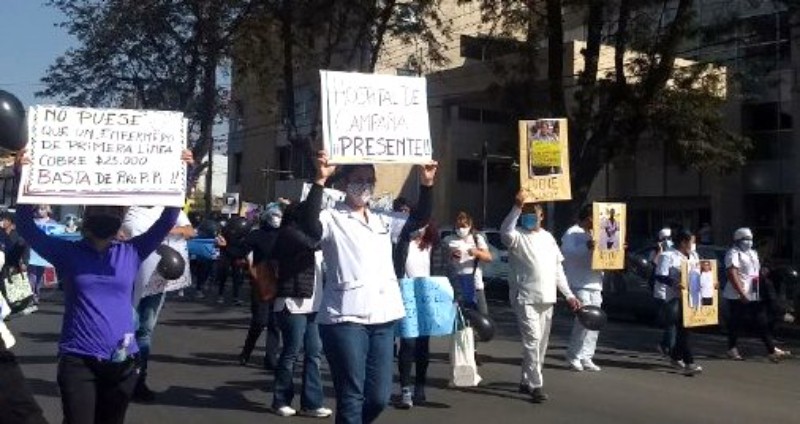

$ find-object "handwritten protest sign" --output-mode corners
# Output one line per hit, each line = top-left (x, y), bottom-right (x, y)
(18, 106), (187, 206)
(518, 119), (572, 202)
(320, 70), (432, 164)
(681, 260), (719, 328)
(396, 277), (457, 338)
(592, 202), (627, 270)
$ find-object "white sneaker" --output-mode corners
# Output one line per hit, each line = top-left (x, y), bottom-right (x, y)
(566, 357), (584, 372)
(768, 348), (792, 363)
(670, 359), (686, 370)
(274, 406), (297, 417)
(300, 407), (333, 418)
(727, 348), (743, 361)
(683, 363), (703, 376)
(581, 359), (601, 372)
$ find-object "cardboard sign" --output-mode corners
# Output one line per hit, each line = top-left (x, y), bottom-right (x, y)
(18, 106), (187, 206)
(518, 119), (572, 202)
(396, 277), (457, 338)
(681, 259), (719, 327)
(320, 70), (432, 164)
(221, 193), (240, 215)
(592, 202), (627, 270)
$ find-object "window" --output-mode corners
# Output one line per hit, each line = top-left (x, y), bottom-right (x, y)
(741, 102), (792, 132)
(233, 152), (242, 185)
(456, 159), (513, 184)
(457, 106), (511, 124)
(460, 35), (521, 61)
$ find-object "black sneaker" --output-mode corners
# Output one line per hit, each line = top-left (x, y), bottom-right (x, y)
(263, 357), (277, 371)
(530, 387), (549, 404)
(238, 353), (249, 366)
(518, 384), (531, 394)
(133, 380), (156, 402)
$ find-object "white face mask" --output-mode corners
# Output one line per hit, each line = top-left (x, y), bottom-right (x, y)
(456, 227), (471, 238)
(739, 240), (754, 251)
(346, 183), (374, 207)
(266, 215), (282, 229)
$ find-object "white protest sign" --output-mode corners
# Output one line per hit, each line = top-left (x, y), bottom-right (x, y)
(18, 106), (187, 206)
(320, 70), (432, 164)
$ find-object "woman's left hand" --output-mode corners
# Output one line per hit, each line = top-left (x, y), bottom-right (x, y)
(419, 161), (438, 187)
(181, 149), (194, 166)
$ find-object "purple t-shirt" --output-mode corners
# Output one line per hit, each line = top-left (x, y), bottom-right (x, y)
(16, 204), (178, 359)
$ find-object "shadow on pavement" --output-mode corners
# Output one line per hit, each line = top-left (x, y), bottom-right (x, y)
(146, 384), (272, 414)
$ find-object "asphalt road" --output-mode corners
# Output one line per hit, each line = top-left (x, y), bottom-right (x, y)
(8, 291), (800, 424)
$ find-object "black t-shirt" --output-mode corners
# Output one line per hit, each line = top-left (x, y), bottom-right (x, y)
(244, 228), (279, 265)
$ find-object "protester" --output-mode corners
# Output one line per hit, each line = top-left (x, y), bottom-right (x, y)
(393, 218), (439, 409)
(28, 205), (57, 303)
(561, 205), (603, 372)
(121, 206), (195, 402)
(442, 211), (492, 315)
(654, 229), (703, 375)
(302, 151), (437, 424)
(651, 227), (676, 357)
(723, 228), (790, 362)
(0, 211), (32, 313)
(13, 150), (191, 424)
(191, 218), (221, 298)
(215, 228), (249, 305)
(500, 192), (580, 403)
(269, 202), (331, 418)
(238, 204), (283, 371)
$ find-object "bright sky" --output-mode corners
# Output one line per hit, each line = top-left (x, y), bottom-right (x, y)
(0, 0), (74, 108)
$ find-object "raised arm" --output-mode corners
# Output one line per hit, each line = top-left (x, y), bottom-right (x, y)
(130, 207), (180, 260)
(15, 204), (71, 268)
(501, 204), (522, 250)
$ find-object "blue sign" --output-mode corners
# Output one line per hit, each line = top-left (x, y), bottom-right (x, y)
(396, 277), (457, 338)
(188, 238), (218, 260)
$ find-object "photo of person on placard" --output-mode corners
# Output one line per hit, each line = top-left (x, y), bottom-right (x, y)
(528, 120), (562, 177)
(598, 208), (621, 251)
(699, 260), (715, 306)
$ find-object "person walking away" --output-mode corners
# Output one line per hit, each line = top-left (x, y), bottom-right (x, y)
(651, 228), (676, 357)
(302, 151), (437, 424)
(239, 204), (283, 370)
(653, 229), (703, 376)
(393, 219), (439, 409)
(442, 211), (492, 315)
(501, 192), (580, 403)
(121, 206), (195, 402)
(269, 202), (332, 418)
(215, 229), (249, 305)
(723, 228), (790, 362)
(562, 205), (603, 372)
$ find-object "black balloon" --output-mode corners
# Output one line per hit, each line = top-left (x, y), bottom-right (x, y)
(0, 90), (27, 151)
(463, 308), (495, 342)
(576, 305), (607, 331)
(156, 245), (186, 280)
(223, 216), (251, 241)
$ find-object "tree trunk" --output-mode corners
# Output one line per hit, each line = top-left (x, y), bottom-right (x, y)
(545, 0), (567, 117)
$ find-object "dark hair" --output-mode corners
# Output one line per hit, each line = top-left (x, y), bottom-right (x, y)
(417, 220), (439, 251)
(393, 197), (410, 212)
(0, 211), (13, 223)
(674, 228), (694, 245)
(334, 164), (376, 184)
(522, 203), (544, 214)
(578, 204), (592, 221)
(454, 211), (474, 230)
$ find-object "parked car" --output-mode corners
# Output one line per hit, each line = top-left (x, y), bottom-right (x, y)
(603, 245), (799, 326)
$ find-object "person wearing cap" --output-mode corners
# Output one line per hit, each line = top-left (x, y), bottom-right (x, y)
(302, 151), (437, 424)
(650, 227), (675, 357)
(237, 202), (284, 370)
(724, 228), (790, 362)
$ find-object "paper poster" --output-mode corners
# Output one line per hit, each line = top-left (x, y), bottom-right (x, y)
(396, 277), (457, 338)
(18, 106), (187, 206)
(591, 202), (627, 270)
(320, 70), (432, 164)
(221, 193), (240, 215)
(240, 201), (261, 220)
(300, 183), (346, 210)
(518, 119), (572, 202)
(681, 259), (719, 328)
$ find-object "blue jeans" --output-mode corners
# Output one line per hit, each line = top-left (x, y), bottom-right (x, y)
(657, 299), (677, 353)
(135, 292), (166, 378)
(272, 310), (323, 410)
(320, 322), (396, 424)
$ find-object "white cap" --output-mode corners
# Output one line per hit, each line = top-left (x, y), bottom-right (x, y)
(657, 228), (672, 239)
(733, 227), (753, 241)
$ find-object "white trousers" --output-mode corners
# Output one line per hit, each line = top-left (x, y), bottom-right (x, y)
(566, 289), (603, 361)
(513, 301), (553, 389)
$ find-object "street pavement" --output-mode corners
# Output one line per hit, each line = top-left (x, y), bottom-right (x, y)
(8, 290), (800, 424)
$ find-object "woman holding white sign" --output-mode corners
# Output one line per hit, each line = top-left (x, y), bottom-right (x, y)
(302, 151), (437, 424)
(14, 150), (193, 424)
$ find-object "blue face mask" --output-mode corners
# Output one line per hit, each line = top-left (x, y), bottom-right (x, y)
(520, 213), (539, 231)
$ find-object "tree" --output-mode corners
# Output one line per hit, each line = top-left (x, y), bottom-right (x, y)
(39, 0), (260, 212)
(465, 0), (751, 227)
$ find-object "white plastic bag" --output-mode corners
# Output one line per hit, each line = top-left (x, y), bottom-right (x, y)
(450, 308), (481, 387)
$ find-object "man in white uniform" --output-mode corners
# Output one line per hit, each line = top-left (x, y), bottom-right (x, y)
(501, 192), (580, 403)
(562, 205), (603, 372)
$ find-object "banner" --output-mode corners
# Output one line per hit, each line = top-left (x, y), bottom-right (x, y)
(320, 70), (432, 164)
(221, 193), (240, 215)
(396, 277), (457, 338)
(518, 119), (571, 202)
(591, 202), (627, 270)
(681, 259), (719, 328)
(18, 106), (187, 206)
